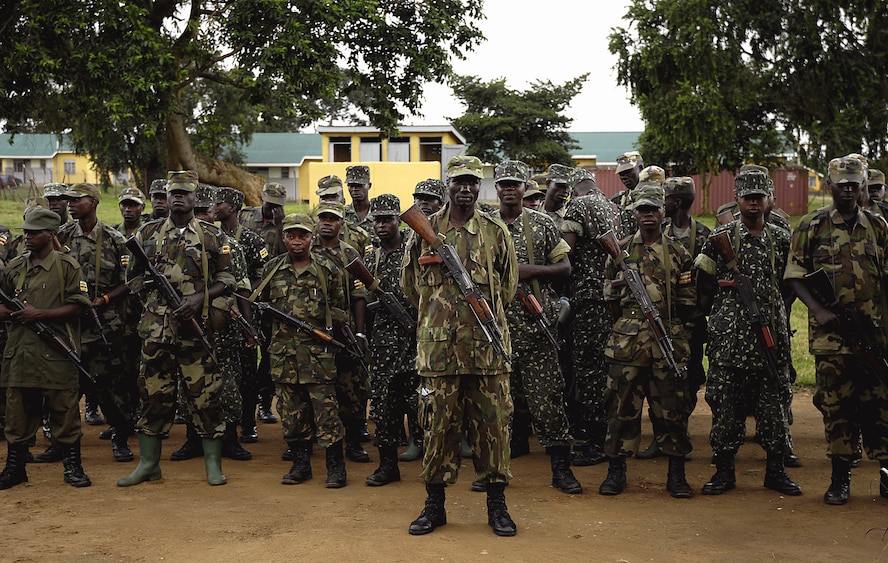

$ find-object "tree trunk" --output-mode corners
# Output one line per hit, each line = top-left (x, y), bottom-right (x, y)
(164, 112), (264, 206)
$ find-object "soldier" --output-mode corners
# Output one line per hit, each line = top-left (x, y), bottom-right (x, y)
(413, 178), (446, 217)
(695, 168), (801, 497)
(0, 207), (93, 489)
(613, 151), (644, 201)
(785, 155), (888, 505)
(363, 194), (420, 486)
(148, 179), (169, 222)
(345, 165), (374, 235)
(317, 175), (372, 261)
(255, 212), (349, 488)
(118, 170), (236, 487)
(599, 185), (696, 498)
(543, 164), (573, 229)
(115, 187), (146, 237)
(317, 174), (346, 204)
(866, 169), (888, 218)
(490, 160), (580, 495)
(402, 155), (519, 537)
(521, 181), (545, 212)
(560, 168), (622, 466)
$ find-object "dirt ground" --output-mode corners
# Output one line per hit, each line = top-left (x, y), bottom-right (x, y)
(2, 389), (888, 562)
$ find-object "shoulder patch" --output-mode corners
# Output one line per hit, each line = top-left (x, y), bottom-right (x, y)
(679, 271), (693, 285)
(79, 280), (88, 293)
(221, 245), (231, 255)
(259, 247), (268, 259)
(121, 254), (129, 268)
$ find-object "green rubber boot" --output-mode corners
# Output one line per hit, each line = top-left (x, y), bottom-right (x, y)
(202, 438), (228, 486)
(117, 434), (163, 487)
(399, 437), (423, 462)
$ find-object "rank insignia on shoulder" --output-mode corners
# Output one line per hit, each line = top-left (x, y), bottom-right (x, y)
(679, 271), (692, 285)
(79, 281), (88, 293)
(121, 255), (129, 267)
(260, 248), (269, 259)
(221, 245), (231, 255)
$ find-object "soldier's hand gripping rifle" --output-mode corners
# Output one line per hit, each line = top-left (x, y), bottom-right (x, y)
(401, 204), (511, 364)
(597, 229), (686, 378)
(234, 293), (347, 352)
(343, 245), (416, 332)
(515, 284), (561, 351)
(228, 300), (266, 348)
(709, 231), (782, 381)
(125, 236), (216, 364)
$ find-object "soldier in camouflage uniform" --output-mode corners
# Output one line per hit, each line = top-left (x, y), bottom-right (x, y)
(362, 194), (419, 486)
(560, 168), (623, 466)
(866, 169), (888, 218)
(543, 164), (573, 230)
(490, 160), (581, 495)
(403, 155), (519, 537)
(118, 170), (236, 487)
(786, 155), (888, 505)
(598, 185), (696, 498)
(695, 168), (801, 497)
(413, 179), (446, 217)
(521, 181), (545, 212)
(611, 152), (644, 232)
(345, 165), (374, 235)
(318, 175), (373, 262)
(148, 179), (169, 222)
(115, 187), (146, 238)
(255, 212), (349, 488)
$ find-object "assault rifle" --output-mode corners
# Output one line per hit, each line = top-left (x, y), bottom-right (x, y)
(401, 204), (511, 364)
(343, 245), (416, 332)
(125, 236), (216, 363)
(228, 300), (266, 348)
(234, 293), (347, 351)
(89, 306), (112, 350)
(597, 229), (686, 378)
(709, 231), (782, 381)
(716, 209), (735, 226)
(515, 284), (561, 351)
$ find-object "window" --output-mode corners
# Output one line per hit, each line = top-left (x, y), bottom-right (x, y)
(64, 160), (76, 175)
(13, 159), (26, 173)
(419, 137), (442, 162)
(359, 137), (381, 162)
(280, 167), (290, 179)
(330, 137), (351, 162)
(387, 138), (410, 162)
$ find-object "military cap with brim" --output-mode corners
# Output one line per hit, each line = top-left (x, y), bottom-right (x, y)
(118, 187), (145, 205)
(215, 187), (244, 208)
(616, 151), (643, 173)
(829, 156), (866, 185)
(195, 184), (216, 208)
(346, 165), (371, 185)
(316, 201), (345, 218)
(65, 183), (101, 201)
(523, 187), (544, 199)
(167, 170), (199, 193)
(869, 169), (886, 187)
(446, 155), (484, 179)
(735, 170), (771, 197)
(413, 179), (446, 200)
(570, 167), (597, 187)
(42, 183), (68, 198)
(370, 193), (400, 217)
(547, 163), (573, 184)
(317, 175), (344, 196)
(282, 212), (314, 232)
(631, 185), (665, 209)
(19, 207), (61, 232)
(149, 178), (167, 195)
(494, 160), (530, 183)
(663, 177), (695, 198)
(262, 182), (287, 205)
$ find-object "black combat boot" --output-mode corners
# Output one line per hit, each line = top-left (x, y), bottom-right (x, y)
(240, 425), (259, 444)
(325, 440), (347, 488)
(574, 440), (608, 466)
(99, 426), (114, 440)
(547, 446), (582, 494)
(824, 456), (851, 505)
(84, 393), (104, 425)
(598, 457), (627, 496)
(366, 445), (401, 486)
(701, 452), (736, 495)
(111, 429), (134, 462)
(0, 443), (29, 489)
(881, 461), (888, 499)
(62, 440), (92, 488)
(486, 482), (517, 536)
(763, 451), (802, 495)
(666, 455), (693, 498)
(257, 394), (278, 424)
(282, 441), (312, 485)
(345, 422), (370, 463)
(170, 423), (203, 461)
(408, 483), (447, 535)
(221, 423), (252, 461)
(33, 443), (65, 463)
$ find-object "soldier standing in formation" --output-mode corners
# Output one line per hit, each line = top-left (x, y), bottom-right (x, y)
(345, 165), (374, 235)
(542, 164), (572, 229)
(412, 179), (446, 217)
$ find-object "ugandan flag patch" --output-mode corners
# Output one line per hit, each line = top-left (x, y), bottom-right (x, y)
(678, 271), (692, 285)
(259, 248), (268, 259)
(0, 233), (8, 245)
(354, 280), (365, 290)
(79, 281), (88, 293)
(221, 245), (231, 255)
(121, 255), (130, 267)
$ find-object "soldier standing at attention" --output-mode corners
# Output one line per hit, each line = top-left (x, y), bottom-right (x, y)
(115, 187), (146, 237)
(402, 155), (518, 537)
(118, 170), (236, 487)
(148, 179), (170, 222)
(521, 181), (545, 212)
(413, 179), (446, 217)
(695, 168), (801, 497)
(866, 169), (888, 218)
(0, 208), (93, 489)
(490, 160), (580, 495)
(345, 165), (374, 235)
(612, 152), (644, 236)
(785, 155), (888, 505)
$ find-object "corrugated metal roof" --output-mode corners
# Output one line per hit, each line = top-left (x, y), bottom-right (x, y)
(239, 132), (322, 165)
(0, 134), (60, 157)
(567, 131), (641, 162)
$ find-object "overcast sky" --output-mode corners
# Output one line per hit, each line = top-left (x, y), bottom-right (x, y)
(405, 0), (645, 132)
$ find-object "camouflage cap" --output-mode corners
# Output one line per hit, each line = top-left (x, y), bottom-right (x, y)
(739, 164), (770, 176)
(547, 163), (573, 184)
(195, 183), (216, 208)
(523, 183), (544, 199)
(869, 169), (886, 187)
(446, 155), (484, 179)
(734, 170), (771, 197)
(413, 178), (446, 201)
(370, 193), (400, 217)
(149, 178), (167, 195)
(19, 207), (61, 232)
(616, 151), (643, 173)
(345, 165), (371, 185)
(638, 165), (665, 185)
(494, 160), (530, 183)
(118, 187), (145, 205)
(64, 183), (101, 201)
(631, 185), (665, 209)
(315, 201), (345, 219)
(262, 182), (286, 205)
(316, 175), (344, 196)
(570, 167), (597, 187)
(663, 176), (695, 198)
(167, 170), (199, 193)
(42, 183), (68, 199)
(531, 173), (549, 190)
(281, 212), (314, 233)
(828, 155), (866, 185)
(215, 186), (244, 208)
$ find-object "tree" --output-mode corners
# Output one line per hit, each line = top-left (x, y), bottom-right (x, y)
(0, 0), (485, 201)
(449, 74), (587, 171)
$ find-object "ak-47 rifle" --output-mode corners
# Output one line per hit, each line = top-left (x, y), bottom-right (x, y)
(515, 284), (561, 351)
(400, 204), (511, 364)
(88, 306), (112, 351)
(343, 245), (416, 332)
(125, 236), (216, 364)
(716, 209), (735, 226)
(709, 230), (782, 381)
(804, 267), (888, 388)
(0, 286), (96, 389)
(228, 299), (266, 347)
(597, 229), (686, 378)
(234, 293), (347, 351)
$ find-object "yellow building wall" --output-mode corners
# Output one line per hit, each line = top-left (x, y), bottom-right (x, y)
(319, 131), (463, 164)
(305, 161), (442, 209)
(52, 153), (105, 184)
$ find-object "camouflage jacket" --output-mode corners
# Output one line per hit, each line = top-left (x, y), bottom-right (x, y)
(0, 251), (91, 389)
(401, 204), (518, 376)
(785, 205), (888, 354)
(57, 220), (128, 343)
(125, 217), (236, 344)
(544, 206), (566, 230)
(238, 206), (284, 259)
(311, 238), (367, 319)
(561, 190), (623, 301)
(365, 237), (417, 374)
(342, 221), (373, 257)
(225, 224), (269, 285)
(604, 232), (695, 367)
(259, 253), (347, 384)
(665, 217), (712, 317)
(697, 220), (792, 369)
(345, 204), (374, 239)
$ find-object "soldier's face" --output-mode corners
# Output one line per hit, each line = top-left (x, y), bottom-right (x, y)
(413, 195), (441, 216)
(67, 196), (95, 220)
(320, 193), (345, 204)
(23, 229), (52, 253)
(46, 196), (68, 219)
(523, 195), (544, 211)
(283, 229), (312, 258)
(119, 201), (144, 222)
(618, 167), (640, 190)
(195, 206), (215, 222)
(262, 202), (284, 224)
(151, 193), (168, 215)
(829, 181), (863, 212)
(213, 201), (233, 221)
(167, 189), (195, 214)
(348, 182), (371, 204)
(495, 180), (525, 206)
(869, 184), (885, 203)
(664, 195), (681, 217)
(545, 182), (569, 207)
(374, 215), (399, 242)
(633, 205), (663, 232)
(737, 194), (766, 220)
(316, 213), (342, 240)
(448, 176), (480, 209)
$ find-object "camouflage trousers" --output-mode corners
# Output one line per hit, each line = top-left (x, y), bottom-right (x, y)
(335, 353), (369, 434)
(370, 369), (420, 448)
(137, 340), (225, 439)
(604, 362), (692, 457)
(813, 355), (888, 460)
(571, 298), (612, 442)
(81, 336), (138, 433)
(511, 340), (573, 448)
(419, 373), (513, 485)
(214, 324), (244, 424)
(275, 381), (344, 448)
(705, 363), (792, 455)
(4, 387), (82, 446)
